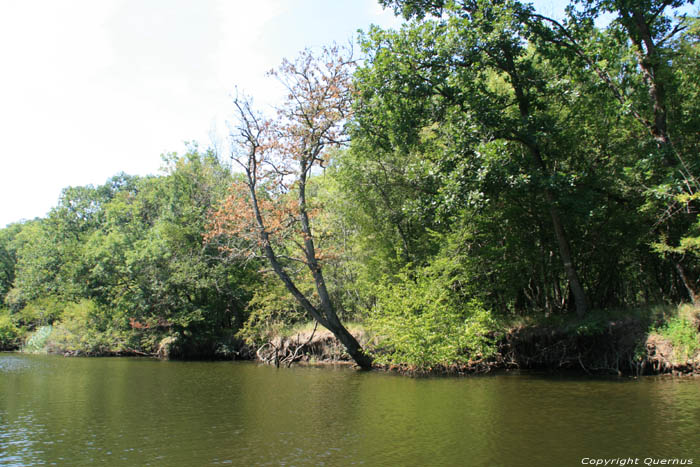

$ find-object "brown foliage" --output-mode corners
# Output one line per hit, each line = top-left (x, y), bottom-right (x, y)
(204, 45), (373, 369)
(206, 44), (355, 265)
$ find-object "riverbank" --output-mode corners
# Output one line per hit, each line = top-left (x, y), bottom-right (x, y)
(8, 305), (700, 377)
(244, 305), (700, 376)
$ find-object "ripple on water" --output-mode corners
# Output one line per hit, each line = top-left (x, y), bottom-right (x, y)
(0, 354), (34, 373)
(0, 355), (699, 466)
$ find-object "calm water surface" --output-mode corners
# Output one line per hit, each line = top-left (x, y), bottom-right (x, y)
(0, 353), (698, 466)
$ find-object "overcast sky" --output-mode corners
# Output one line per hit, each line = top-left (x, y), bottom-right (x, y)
(0, 0), (568, 228)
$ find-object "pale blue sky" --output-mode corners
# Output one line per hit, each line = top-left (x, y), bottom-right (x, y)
(0, 0), (569, 227)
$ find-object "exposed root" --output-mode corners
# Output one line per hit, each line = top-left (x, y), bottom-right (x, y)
(254, 325), (368, 367)
(250, 319), (699, 376)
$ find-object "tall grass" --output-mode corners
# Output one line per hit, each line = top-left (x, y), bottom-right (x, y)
(651, 305), (700, 363)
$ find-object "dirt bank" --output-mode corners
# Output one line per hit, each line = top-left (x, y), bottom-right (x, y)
(249, 318), (699, 376)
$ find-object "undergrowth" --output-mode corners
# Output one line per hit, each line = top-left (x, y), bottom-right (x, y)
(651, 305), (700, 363)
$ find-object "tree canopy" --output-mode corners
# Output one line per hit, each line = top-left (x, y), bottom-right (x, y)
(2, 0), (698, 369)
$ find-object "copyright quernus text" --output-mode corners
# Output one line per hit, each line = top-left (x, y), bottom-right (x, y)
(582, 459), (694, 466)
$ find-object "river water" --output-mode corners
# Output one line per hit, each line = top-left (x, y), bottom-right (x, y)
(0, 353), (698, 466)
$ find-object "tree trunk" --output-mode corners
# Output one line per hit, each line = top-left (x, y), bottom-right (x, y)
(257, 208), (373, 370)
(502, 45), (589, 317)
(674, 260), (699, 306)
(327, 321), (373, 369)
(546, 195), (589, 317)
(298, 170), (374, 370)
(246, 162), (373, 370)
(526, 139), (589, 317)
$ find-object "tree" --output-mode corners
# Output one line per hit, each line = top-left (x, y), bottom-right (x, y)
(80, 149), (255, 355)
(0, 223), (23, 304)
(207, 46), (373, 368)
(523, 0), (700, 303)
(355, 0), (593, 315)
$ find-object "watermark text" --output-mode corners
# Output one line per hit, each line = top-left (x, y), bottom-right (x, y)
(581, 458), (694, 466)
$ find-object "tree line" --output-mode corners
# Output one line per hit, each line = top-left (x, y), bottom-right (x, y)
(1, 0), (698, 368)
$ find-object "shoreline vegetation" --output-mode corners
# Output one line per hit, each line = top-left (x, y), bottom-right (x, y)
(5, 304), (699, 377)
(2, 2), (700, 376)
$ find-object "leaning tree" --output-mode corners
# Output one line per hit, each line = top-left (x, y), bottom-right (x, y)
(207, 46), (373, 369)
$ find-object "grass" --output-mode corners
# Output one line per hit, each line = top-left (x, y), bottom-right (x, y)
(650, 304), (700, 364)
(278, 320), (367, 338)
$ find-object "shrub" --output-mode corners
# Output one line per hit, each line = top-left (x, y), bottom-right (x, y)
(0, 309), (23, 349)
(367, 257), (497, 368)
(237, 276), (310, 347)
(653, 313), (700, 363)
(45, 299), (127, 355)
(17, 296), (65, 328)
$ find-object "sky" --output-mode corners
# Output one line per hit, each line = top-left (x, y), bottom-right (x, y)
(0, 0), (568, 228)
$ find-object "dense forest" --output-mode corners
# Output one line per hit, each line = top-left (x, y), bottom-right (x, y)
(1, 0), (699, 373)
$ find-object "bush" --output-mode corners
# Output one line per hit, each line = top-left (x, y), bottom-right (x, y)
(45, 300), (127, 355)
(237, 276), (310, 347)
(17, 296), (65, 328)
(367, 257), (497, 368)
(652, 311), (700, 363)
(0, 309), (23, 349)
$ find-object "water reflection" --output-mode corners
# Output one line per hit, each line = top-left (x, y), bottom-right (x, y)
(1, 354), (698, 466)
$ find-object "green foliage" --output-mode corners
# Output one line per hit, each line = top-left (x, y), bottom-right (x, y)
(367, 257), (498, 368)
(1, 2), (699, 367)
(0, 147), (258, 358)
(7, 220), (64, 307)
(46, 300), (128, 355)
(0, 309), (23, 349)
(237, 274), (311, 346)
(0, 223), (22, 303)
(652, 191), (700, 259)
(350, 0), (700, 316)
(652, 312), (700, 363)
(17, 296), (65, 328)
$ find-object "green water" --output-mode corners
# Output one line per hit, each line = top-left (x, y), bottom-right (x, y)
(1, 353), (698, 466)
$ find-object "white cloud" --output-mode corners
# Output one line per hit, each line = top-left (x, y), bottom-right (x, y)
(0, 0), (405, 227)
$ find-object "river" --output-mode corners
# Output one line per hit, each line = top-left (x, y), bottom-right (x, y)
(0, 353), (698, 466)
